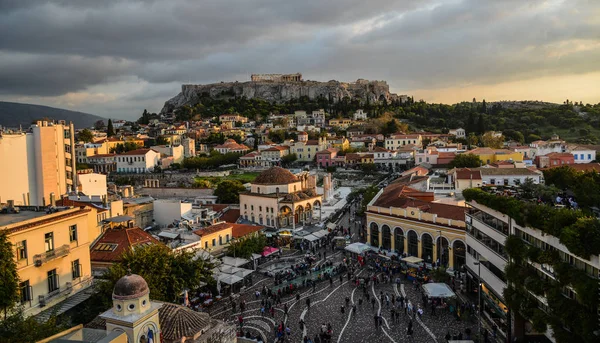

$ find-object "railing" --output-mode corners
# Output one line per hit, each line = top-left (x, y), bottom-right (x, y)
(469, 211), (509, 236)
(34, 244), (70, 267)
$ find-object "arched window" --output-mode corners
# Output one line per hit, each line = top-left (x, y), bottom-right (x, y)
(407, 231), (418, 257)
(370, 223), (379, 247)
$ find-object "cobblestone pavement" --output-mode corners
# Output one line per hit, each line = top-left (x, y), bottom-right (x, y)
(212, 245), (478, 343)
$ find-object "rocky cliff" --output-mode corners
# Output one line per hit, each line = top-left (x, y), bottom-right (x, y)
(160, 79), (401, 114)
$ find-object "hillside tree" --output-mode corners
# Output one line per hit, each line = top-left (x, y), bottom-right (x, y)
(107, 119), (115, 137)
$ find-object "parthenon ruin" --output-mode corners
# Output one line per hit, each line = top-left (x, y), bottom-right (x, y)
(251, 73), (303, 82)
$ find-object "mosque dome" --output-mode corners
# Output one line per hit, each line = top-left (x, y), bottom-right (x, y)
(254, 167), (298, 185)
(113, 273), (149, 300)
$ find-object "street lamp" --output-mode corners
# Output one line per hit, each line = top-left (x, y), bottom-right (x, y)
(230, 237), (237, 259)
(473, 256), (487, 341)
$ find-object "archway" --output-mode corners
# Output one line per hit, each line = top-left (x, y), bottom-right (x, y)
(313, 200), (321, 219)
(294, 205), (304, 224)
(370, 222), (379, 247)
(305, 203), (312, 222)
(436, 236), (450, 266)
(394, 227), (404, 255)
(279, 206), (292, 227)
(422, 233), (433, 263)
(453, 240), (466, 270)
(407, 231), (418, 257)
(381, 225), (391, 250)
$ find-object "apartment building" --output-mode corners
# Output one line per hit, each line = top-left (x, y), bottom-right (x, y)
(0, 121), (76, 206)
(1, 206), (94, 317)
(75, 141), (110, 163)
(465, 194), (600, 342)
(384, 134), (422, 150)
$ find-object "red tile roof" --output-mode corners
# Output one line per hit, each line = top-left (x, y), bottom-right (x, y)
(455, 168), (482, 180)
(90, 226), (160, 263)
(231, 223), (264, 238)
(220, 209), (240, 223)
(193, 223), (231, 236)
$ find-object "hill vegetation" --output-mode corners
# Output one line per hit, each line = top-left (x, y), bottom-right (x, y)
(162, 95), (600, 144)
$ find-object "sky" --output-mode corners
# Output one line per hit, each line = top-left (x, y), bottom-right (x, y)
(0, 0), (599, 120)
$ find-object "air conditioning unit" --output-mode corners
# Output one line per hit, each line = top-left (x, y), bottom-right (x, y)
(34, 259), (43, 267)
(39, 295), (46, 307)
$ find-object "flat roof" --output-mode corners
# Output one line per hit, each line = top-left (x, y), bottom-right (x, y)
(0, 210), (47, 227)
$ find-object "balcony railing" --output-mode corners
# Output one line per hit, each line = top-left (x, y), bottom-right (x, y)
(34, 244), (70, 267)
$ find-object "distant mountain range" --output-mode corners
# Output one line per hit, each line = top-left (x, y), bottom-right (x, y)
(0, 101), (106, 129)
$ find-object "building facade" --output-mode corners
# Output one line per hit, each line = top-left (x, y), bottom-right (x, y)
(2, 207), (94, 317)
(0, 120), (76, 206)
(115, 149), (161, 173)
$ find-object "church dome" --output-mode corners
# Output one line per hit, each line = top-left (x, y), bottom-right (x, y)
(254, 167), (298, 185)
(113, 273), (149, 300)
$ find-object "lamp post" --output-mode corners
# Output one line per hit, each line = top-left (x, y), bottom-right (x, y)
(473, 256), (487, 341)
(231, 237), (237, 259)
(436, 230), (442, 268)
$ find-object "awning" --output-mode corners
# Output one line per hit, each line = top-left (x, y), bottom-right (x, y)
(251, 253), (262, 260)
(262, 246), (279, 257)
(312, 229), (328, 238)
(326, 223), (336, 230)
(158, 231), (180, 239)
(345, 242), (371, 254)
(303, 234), (319, 242)
(422, 283), (456, 298)
(401, 256), (424, 264)
(217, 274), (243, 285)
(221, 256), (250, 267)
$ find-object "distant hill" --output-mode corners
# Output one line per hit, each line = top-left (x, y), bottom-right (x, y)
(0, 101), (106, 129)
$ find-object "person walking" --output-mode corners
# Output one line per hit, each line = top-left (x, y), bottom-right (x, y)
(371, 297), (376, 310)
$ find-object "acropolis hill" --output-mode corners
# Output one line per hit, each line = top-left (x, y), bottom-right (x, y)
(160, 74), (403, 114)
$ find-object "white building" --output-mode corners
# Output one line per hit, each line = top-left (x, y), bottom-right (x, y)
(0, 121), (76, 206)
(150, 144), (184, 164)
(116, 149), (160, 173)
(353, 109), (368, 121)
(153, 199), (193, 227)
(384, 134), (422, 150)
(569, 145), (596, 164)
(77, 172), (107, 199)
(449, 128), (466, 139)
(479, 168), (542, 186)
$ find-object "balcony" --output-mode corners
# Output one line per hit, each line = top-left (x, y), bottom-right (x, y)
(34, 244), (70, 267)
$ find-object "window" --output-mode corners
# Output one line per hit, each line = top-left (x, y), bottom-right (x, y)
(47, 269), (59, 293)
(244, 204), (247, 209)
(251, 205), (254, 211)
(16, 240), (27, 260)
(205, 241), (208, 249)
(20, 281), (31, 303)
(588, 154), (592, 160)
(44, 233), (54, 252)
(259, 206), (262, 212)
(574, 154), (578, 160)
(212, 238), (216, 247)
(490, 178), (496, 185)
(580, 154), (584, 160)
(69, 225), (78, 242)
(226, 234), (230, 243)
(72, 259), (81, 279)
(219, 236), (223, 245)
(257, 187), (260, 194)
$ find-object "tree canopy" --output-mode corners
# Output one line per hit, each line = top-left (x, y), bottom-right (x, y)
(77, 128), (94, 143)
(214, 180), (246, 203)
(449, 153), (482, 168)
(0, 232), (18, 318)
(226, 235), (267, 259)
(106, 119), (115, 137)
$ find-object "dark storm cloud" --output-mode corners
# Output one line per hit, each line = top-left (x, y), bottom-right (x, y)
(0, 0), (599, 116)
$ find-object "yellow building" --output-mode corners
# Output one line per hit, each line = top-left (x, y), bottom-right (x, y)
(1, 206), (94, 317)
(239, 167), (322, 229)
(192, 223), (233, 255)
(105, 137), (145, 152)
(75, 141), (110, 164)
(465, 147), (524, 165)
(330, 137), (350, 151)
(328, 118), (354, 129)
(365, 182), (467, 270)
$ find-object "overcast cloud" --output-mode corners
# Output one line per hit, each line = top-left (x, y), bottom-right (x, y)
(1, 0), (599, 119)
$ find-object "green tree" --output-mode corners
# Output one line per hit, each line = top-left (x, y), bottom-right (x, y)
(107, 119), (115, 137)
(281, 153), (297, 167)
(214, 180), (246, 203)
(0, 309), (67, 343)
(227, 235), (267, 259)
(0, 232), (18, 318)
(477, 114), (486, 134)
(155, 136), (169, 145)
(360, 163), (377, 173)
(480, 132), (505, 148)
(77, 128), (94, 143)
(449, 153), (482, 168)
(94, 244), (214, 307)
